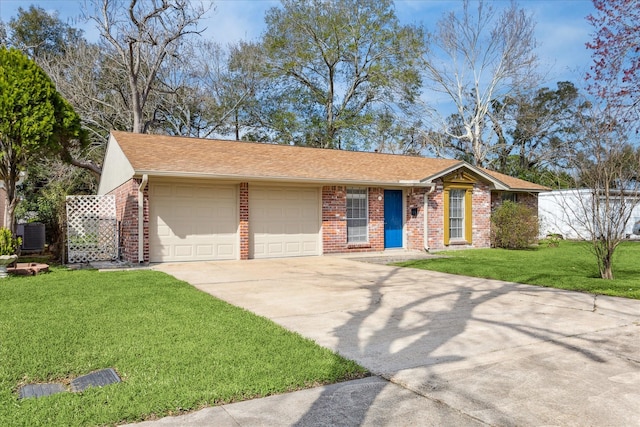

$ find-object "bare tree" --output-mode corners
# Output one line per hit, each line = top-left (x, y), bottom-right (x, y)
(423, 0), (538, 166)
(39, 40), (123, 178)
(152, 40), (264, 140)
(87, 0), (208, 133)
(554, 103), (640, 279)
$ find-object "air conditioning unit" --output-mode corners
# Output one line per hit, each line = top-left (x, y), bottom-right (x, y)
(16, 223), (46, 253)
(633, 220), (640, 236)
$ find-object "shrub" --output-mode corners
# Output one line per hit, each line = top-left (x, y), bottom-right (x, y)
(491, 201), (539, 249)
(0, 227), (22, 256)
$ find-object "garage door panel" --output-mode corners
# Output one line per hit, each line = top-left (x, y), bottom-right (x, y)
(286, 223), (305, 234)
(217, 206), (236, 219)
(285, 242), (300, 252)
(194, 222), (214, 234)
(215, 187), (235, 198)
(175, 205), (194, 218)
(174, 245), (193, 257)
(268, 242), (284, 254)
(175, 184), (196, 196)
(302, 206), (317, 216)
(284, 207), (300, 217)
(217, 244), (235, 257)
(150, 183), (238, 262)
(195, 245), (214, 256)
(152, 184), (172, 197)
(303, 240), (317, 251)
(253, 243), (266, 257)
(194, 207), (214, 220)
(156, 224), (171, 237)
(250, 187), (320, 259)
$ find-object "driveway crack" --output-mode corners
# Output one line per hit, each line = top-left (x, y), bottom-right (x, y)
(381, 374), (491, 426)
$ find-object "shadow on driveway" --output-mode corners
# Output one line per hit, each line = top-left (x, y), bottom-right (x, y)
(154, 257), (640, 426)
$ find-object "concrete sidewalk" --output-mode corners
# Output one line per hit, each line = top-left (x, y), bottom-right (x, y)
(129, 256), (640, 426)
(132, 376), (482, 426)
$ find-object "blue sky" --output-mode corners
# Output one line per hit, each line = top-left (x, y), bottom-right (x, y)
(1, 0), (596, 87)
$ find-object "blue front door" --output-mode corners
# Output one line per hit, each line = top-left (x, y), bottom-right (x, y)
(384, 190), (403, 248)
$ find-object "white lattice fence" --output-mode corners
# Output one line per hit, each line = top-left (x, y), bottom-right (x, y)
(66, 195), (118, 263)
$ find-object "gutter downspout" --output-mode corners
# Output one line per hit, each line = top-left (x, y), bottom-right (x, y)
(138, 174), (148, 263)
(423, 185), (436, 252)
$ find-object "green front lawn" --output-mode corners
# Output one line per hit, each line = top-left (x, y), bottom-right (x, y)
(0, 269), (365, 426)
(398, 240), (640, 299)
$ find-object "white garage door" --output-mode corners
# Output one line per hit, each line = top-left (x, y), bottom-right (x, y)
(250, 187), (320, 258)
(149, 182), (238, 262)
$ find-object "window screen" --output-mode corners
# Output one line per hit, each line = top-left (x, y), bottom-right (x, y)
(347, 188), (367, 243)
(449, 189), (465, 240)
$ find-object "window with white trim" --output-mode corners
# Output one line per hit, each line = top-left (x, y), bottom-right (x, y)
(449, 189), (465, 240)
(347, 188), (368, 243)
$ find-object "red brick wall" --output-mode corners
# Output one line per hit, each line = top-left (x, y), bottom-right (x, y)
(406, 188), (426, 250)
(367, 188), (384, 251)
(109, 178), (149, 263)
(321, 186), (385, 254)
(472, 182), (492, 248)
(427, 183), (445, 250)
(239, 182), (249, 260)
(322, 186), (347, 253)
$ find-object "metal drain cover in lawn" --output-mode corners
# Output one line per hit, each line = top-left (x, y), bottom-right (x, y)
(19, 383), (66, 399)
(70, 368), (120, 392)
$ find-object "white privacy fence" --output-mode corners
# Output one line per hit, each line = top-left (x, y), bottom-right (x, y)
(539, 189), (640, 240)
(66, 195), (118, 263)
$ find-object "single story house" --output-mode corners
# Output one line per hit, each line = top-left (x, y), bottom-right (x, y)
(98, 131), (548, 263)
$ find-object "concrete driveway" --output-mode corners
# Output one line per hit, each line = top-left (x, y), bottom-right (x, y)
(148, 255), (640, 426)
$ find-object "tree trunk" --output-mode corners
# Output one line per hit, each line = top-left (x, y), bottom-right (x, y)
(2, 167), (18, 233)
(600, 263), (614, 280)
(235, 109), (240, 141)
(132, 96), (144, 134)
(599, 247), (614, 279)
(4, 191), (17, 234)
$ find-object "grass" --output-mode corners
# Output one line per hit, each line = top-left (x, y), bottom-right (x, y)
(0, 268), (366, 426)
(397, 240), (640, 300)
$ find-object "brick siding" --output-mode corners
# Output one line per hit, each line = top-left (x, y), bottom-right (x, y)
(239, 182), (249, 260)
(321, 185), (347, 253)
(406, 188), (426, 251)
(367, 188), (384, 251)
(472, 182), (492, 248)
(109, 178), (149, 263)
(114, 179), (535, 261)
(427, 183), (445, 250)
(321, 186), (385, 253)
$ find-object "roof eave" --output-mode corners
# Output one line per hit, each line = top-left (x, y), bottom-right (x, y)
(507, 187), (549, 193)
(420, 161), (510, 190)
(135, 171), (435, 188)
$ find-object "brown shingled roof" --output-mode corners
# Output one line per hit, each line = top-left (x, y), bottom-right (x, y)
(111, 131), (547, 191)
(479, 167), (550, 191)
